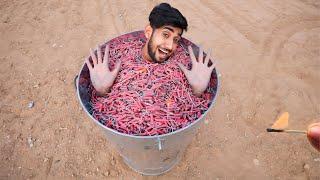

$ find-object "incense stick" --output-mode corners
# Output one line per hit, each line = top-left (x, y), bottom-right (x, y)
(266, 128), (307, 134)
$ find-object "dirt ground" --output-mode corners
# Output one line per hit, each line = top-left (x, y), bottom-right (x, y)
(0, 0), (319, 179)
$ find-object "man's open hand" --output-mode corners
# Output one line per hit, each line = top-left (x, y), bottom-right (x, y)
(178, 46), (216, 96)
(85, 45), (121, 96)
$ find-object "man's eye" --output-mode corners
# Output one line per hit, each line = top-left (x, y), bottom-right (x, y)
(162, 33), (169, 38)
(174, 38), (180, 43)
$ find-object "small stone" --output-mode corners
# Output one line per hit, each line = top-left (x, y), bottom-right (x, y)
(59, 45), (63, 48)
(52, 43), (57, 48)
(218, 73), (222, 77)
(303, 163), (310, 170)
(110, 156), (116, 166)
(27, 136), (34, 148)
(253, 159), (259, 166)
(314, 158), (320, 162)
(204, 119), (209, 124)
(28, 101), (34, 108)
(244, 132), (248, 137)
(33, 83), (40, 88)
(103, 170), (110, 176)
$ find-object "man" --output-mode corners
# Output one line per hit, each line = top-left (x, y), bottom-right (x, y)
(85, 3), (216, 96)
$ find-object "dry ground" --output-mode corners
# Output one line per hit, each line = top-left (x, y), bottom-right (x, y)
(0, 0), (319, 179)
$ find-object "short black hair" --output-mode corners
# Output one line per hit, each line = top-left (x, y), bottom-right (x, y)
(149, 3), (188, 33)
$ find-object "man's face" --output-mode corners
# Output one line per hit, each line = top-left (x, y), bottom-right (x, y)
(147, 26), (182, 63)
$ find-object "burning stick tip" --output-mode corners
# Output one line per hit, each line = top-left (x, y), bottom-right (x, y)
(266, 128), (283, 132)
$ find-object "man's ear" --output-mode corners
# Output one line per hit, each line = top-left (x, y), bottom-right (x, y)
(144, 25), (153, 39)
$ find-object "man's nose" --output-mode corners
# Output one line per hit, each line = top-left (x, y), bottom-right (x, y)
(164, 39), (173, 50)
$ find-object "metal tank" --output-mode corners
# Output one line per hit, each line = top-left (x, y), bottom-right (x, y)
(76, 31), (219, 175)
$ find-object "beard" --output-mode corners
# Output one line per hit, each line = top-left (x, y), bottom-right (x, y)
(147, 35), (157, 63)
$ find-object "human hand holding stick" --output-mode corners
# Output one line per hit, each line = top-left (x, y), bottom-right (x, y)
(267, 112), (320, 152)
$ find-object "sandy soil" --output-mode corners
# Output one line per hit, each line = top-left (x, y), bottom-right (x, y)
(1, 0), (320, 179)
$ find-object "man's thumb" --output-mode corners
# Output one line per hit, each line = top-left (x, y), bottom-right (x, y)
(178, 62), (188, 74)
(112, 61), (121, 74)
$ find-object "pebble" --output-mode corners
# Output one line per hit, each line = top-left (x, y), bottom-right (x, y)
(103, 170), (110, 176)
(111, 156), (116, 166)
(314, 158), (320, 162)
(204, 119), (209, 124)
(33, 83), (40, 88)
(253, 159), (259, 166)
(28, 101), (34, 108)
(52, 43), (57, 48)
(244, 132), (248, 137)
(27, 136), (34, 148)
(303, 163), (310, 170)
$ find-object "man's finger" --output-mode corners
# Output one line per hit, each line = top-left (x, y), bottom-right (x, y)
(209, 59), (217, 70)
(199, 46), (203, 63)
(97, 45), (102, 64)
(204, 51), (211, 65)
(178, 62), (192, 84)
(85, 58), (93, 71)
(178, 62), (189, 74)
(112, 61), (121, 76)
(188, 46), (197, 64)
(90, 48), (97, 65)
(103, 45), (110, 71)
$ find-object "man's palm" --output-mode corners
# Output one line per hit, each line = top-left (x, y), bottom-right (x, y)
(86, 45), (121, 96)
(178, 46), (216, 96)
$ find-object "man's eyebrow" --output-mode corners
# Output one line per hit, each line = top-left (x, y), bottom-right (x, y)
(163, 26), (174, 32)
(163, 26), (182, 36)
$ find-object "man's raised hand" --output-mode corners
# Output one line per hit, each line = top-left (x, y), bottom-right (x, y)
(85, 45), (121, 96)
(178, 46), (216, 96)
